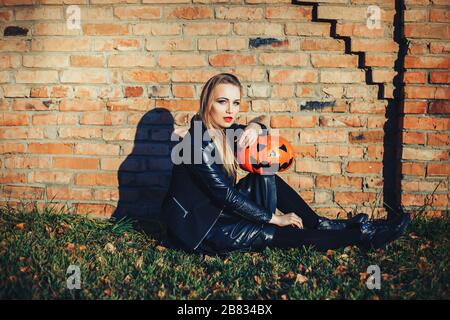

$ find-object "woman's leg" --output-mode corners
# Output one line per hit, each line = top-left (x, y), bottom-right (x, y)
(274, 174), (321, 229)
(237, 173), (322, 229)
(268, 225), (362, 252)
(236, 173), (277, 215)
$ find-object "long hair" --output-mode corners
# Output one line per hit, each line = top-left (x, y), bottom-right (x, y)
(196, 73), (242, 180)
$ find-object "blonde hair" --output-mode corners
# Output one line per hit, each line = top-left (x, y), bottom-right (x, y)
(197, 73), (242, 181)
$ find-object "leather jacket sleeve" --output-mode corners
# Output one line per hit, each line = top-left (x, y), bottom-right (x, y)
(185, 141), (273, 224)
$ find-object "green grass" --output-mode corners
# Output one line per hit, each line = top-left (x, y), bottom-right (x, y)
(0, 202), (448, 300)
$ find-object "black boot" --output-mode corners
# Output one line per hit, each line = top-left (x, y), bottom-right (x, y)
(359, 213), (411, 250)
(316, 213), (369, 230)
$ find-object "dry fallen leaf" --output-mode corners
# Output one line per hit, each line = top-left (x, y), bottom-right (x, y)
(284, 271), (296, 280)
(156, 245), (166, 252)
(158, 289), (166, 299)
(254, 275), (262, 285)
(66, 243), (75, 251)
(135, 255), (144, 270)
(20, 266), (30, 273)
(382, 273), (391, 281)
(104, 288), (112, 297)
(281, 294), (288, 300)
(123, 275), (132, 285)
(78, 245), (87, 251)
(97, 256), (106, 265)
(203, 255), (215, 262)
(418, 256), (428, 272)
(334, 265), (347, 275)
(409, 232), (420, 239)
(104, 242), (116, 253)
(295, 274), (308, 284)
(15, 223), (25, 230)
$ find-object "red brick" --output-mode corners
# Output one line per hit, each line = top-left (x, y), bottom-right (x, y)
(215, 6), (263, 20)
(403, 131), (425, 145)
(405, 24), (450, 39)
(365, 54), (396, 67)
(239, 22), (287, 37)
(300, 130), (347, 143)
(349, 131), (384, 144)
(74, 203), (116, 218)
(266, 6), (312, 20)
(60, 99), (105, 112)
(428, 101), (450, 114)
(403, 147), (448, 161)
(334, 192), (377, 205)
(404, 56), (450, 69)
(300, 39), (345, 51)
(296, 159), (341, 174)
(285, 22), (330, 36)
(430, 72), (450, 84)
(0, 113), (29, 126)
(402, 162), (426, 176)
(172, 85), (195, 98)
(427, 163), (450, 176)
(336, 23), (385, 37)
(402, 101), (427, 114)
(427, 132), (449, 146)
(270, 115), (317, 128)
(125, 86), (144, 97)
(404, 71), (427, 84)
(2, 185), (45, 200)
(405, 86), (450, 99)
(259, 53), (308, 66)
(316, 175), (362, 189)
(321, 70), (365, 83)
(352, 39), (398, 52)
(114, 6), (161, 20)
(269, 70), (318, 83)
(311, 54), (358, 68)
(28, 143), (74, 154)
(83, 24), (129, 36)
(430, 9), (450, 22)
(346, 161), (382, 174)
(154, 99), (198, 112)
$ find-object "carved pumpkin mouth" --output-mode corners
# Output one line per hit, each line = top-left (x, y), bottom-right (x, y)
(237, 135), (294, 174)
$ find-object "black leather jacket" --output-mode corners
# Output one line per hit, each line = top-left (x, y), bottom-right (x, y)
(161, 115), (274, 252)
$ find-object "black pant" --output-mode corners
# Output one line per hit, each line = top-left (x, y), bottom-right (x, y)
(261, 174), (362, 252)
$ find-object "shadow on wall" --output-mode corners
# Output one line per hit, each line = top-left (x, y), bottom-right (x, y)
(111, 108), (182, 238)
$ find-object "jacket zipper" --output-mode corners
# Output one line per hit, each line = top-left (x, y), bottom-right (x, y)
(194, 206), (224, 251)
(172, 196), (189, 218)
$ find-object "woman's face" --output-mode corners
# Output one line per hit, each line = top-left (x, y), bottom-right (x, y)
(209, 83), (240, 129)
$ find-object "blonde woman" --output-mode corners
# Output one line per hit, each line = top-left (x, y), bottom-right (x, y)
(161, 73), (410, 255)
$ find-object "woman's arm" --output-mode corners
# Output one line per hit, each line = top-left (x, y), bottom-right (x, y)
(185, 142), (273, 224)
(247, 115), (269, 135)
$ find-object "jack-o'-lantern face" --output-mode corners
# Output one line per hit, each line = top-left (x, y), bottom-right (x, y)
(236, 135), (294, 175)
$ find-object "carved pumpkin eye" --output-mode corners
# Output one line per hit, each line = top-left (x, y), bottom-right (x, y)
(256, 143), (266, 152)
(279, 144), (287, 152)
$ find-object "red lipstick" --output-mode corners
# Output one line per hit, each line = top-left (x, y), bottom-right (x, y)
(223, 117), (233, 122)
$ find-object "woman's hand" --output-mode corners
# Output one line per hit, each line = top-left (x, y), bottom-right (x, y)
(238, 122), (261, 148)
(269, 212), (304, 229)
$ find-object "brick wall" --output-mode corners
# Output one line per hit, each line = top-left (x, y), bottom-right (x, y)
(401, 0), (449, 217)
(0, 0), (448, 220)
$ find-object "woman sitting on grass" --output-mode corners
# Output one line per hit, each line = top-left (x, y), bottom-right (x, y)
(161, 72), (410, 256)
